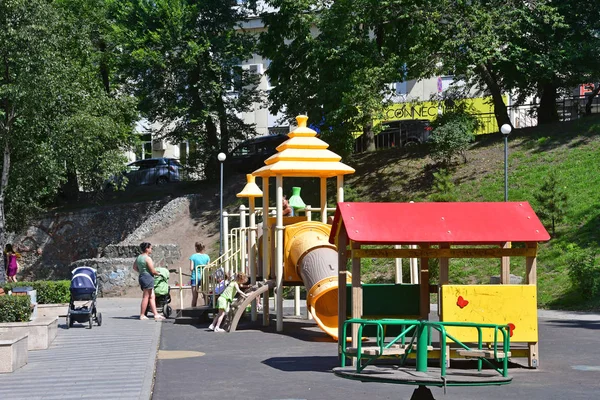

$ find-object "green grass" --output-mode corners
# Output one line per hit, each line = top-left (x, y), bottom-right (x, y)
(344, 115), (600, 311)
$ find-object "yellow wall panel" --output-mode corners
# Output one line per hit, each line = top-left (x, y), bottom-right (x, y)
(440, 285), (538, 343)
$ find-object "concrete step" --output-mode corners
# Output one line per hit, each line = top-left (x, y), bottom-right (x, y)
(174, 306), (215, 324)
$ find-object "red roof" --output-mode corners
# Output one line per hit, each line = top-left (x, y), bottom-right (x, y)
(329, 202), (551, 245)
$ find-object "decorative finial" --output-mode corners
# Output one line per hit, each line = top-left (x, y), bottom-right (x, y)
(296, 115), (308, 128)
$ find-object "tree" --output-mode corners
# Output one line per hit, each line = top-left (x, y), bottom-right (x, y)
(533, 170), (568, 236)
(115, 0), (262, 179)
(260, 0), (403, 154)
(0, 0), (137, 282)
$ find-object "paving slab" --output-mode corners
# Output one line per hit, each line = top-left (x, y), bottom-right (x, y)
(0, 298), (161, 400)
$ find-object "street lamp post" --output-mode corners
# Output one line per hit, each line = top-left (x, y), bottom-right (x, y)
(501, 124), (512, 201)
(218, 152), (227, 255)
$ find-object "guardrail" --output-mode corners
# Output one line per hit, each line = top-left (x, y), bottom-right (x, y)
(341, 318), (511, 378)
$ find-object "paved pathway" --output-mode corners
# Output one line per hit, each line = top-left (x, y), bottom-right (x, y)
(0, 298), (161, 400)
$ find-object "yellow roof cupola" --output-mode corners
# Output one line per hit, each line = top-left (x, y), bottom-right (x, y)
(252, 115), (355, 178)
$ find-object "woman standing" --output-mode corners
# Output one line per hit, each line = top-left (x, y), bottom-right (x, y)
(133, 242), (165, 321)
(4, 244), (19, 282)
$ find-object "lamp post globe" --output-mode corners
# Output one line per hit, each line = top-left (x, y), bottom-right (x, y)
(501, 124), (512, 201)
(218, 152), (226, 255)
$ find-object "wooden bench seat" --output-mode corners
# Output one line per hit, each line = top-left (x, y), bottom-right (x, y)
(456, 349), (511, 359)
(404, 344), (434, 351)
(345, 344), (406, 356)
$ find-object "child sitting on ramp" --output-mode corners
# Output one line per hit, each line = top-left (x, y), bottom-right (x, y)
(209, 272), (248, 332)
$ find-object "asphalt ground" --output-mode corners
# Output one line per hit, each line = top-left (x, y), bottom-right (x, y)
(153, 305), (600, 400)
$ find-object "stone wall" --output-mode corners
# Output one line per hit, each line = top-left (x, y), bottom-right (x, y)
(8, 199), (171, 280)
(70, 244), (181, 297)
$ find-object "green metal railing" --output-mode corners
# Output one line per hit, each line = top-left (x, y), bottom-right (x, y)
(341, 318), (511, 377)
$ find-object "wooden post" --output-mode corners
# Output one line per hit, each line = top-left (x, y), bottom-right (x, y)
(419, 244), (430, 319)
(526, 242), (539, 368)
(395, 245), (403, 284)
(351, 241), (362, 350)
(439, 243), (450, 368)
(320, 177), (327, 223)
(501, 242), (511, 284)
(337, 226), (349, 362)
(262, 177), (270, 326)
(337, 175), (344, 203)
(275, 175), (284, 332)
(249, 197), (257, 322)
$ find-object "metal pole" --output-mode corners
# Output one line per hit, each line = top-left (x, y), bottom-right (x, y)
(220, 161), (224, 255)
(504, 135), (508, 202)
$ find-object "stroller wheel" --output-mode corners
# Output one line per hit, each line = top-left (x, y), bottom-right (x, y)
(89, 316), (93, 329)
(97, 312), (103, 326)
(164, 305), (172, 319)
(66, 315), (70, 329)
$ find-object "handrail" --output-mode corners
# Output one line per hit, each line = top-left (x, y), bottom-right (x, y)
(341, 318), (511, 377)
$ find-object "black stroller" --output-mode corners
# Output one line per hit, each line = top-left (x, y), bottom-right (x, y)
(66, 266), (102, 329)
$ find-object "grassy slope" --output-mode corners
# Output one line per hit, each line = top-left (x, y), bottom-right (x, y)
(342, 115), (600, 310)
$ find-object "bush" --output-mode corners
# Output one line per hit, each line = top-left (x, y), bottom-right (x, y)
(3, 281), (70, 304)
(429, 169), (458, 202)
(533, 170), (568, 236)
(565, 243), (600, 296)
(0, 295), (33, 323)
(430, 109), (479, 166)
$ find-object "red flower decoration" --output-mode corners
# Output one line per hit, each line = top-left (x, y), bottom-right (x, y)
(456, 296), (469, 309)
(507, 323), (516, 338)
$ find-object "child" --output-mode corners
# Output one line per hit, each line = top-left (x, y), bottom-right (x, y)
(4, 244), (19, 283)
(209, 272), (248, 332)
(190, 242), (210, 307)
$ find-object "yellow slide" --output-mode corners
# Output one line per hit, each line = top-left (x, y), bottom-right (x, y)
(284, 221), (349, 340)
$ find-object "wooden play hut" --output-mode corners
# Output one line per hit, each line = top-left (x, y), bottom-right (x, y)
(330, 201), (550, 368)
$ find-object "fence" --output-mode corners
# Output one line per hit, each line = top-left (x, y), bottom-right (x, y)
(354, 94), (600, 153)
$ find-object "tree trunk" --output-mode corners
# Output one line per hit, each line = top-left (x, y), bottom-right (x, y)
(585, 83), (600, 116)
(216, 95), (229, 153)
(363, 118), (375, 152)
(62, 165), (79, 202)
(538, 82), (559, 125)
(0, 140), (10, 283)
(98, 39), (110, 94)
(476, 64), (511, 129)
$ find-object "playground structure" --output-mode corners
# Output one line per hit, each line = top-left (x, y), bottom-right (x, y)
(195, 115), (355, 334)
(330, 201), (550, 393)
(189, 114), (551, 396)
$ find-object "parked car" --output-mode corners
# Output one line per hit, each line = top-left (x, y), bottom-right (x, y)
(227, 134), (288, 173)
(108, 157), (182, 189)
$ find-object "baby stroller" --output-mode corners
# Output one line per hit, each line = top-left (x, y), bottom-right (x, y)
(66, 266), (102, 329)
(145, 267), (172, 318)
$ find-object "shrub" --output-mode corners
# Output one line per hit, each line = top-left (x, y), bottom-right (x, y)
(430, 109), (478, 166)
(3, 281), (71, 304)
(0, 295), (33, 323)
(565, 243), (600, 296)
(533, 170), (568, 236)
(429, 168), (458, 202)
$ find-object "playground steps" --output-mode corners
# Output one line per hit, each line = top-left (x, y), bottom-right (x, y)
(174, 306), (215, 325)
(456, 349), (512, 359)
